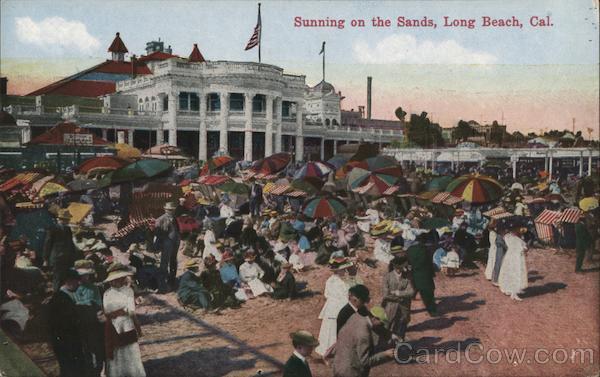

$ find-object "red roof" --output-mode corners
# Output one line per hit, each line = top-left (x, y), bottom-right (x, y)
(138, 51), (178, 63)
(188, 44), (206, 63)
(108, 32), (128, 53)
(27, 60), (151, 97)
(28, 122), (109, 145)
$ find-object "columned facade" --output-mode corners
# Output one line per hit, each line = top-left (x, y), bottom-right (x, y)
(199, 92), (208, 160)
(244, 92), (254, 161)
(295, 100), (304, 162)
(275, 97), (283, 153)
(219, 92), (229, 154)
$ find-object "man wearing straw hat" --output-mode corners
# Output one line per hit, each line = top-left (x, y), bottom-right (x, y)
(283, 330), (319, 377)
(333, 306), (395, 377)
(154, 202), (181, 292)
(44, 209), (80, 291)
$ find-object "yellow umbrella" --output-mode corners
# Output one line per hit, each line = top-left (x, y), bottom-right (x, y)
(114, 143), (141, 160)
(38, 182), (68, 197)
(579, 197), (599, 212)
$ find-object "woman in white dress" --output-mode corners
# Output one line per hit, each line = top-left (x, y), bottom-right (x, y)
(498, 228), (528, 301)
(315, 258), (352, 357)
(238, 250), (273, 297)
(484, 221), (498, 280)
(202, 224), (222, 262)
(103, 263), (146, 377)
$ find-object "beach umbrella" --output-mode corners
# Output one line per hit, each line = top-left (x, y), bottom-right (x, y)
(364, 156), (402, 176)
(77, 156), (129, 174)
(427, 176), (453, 192)
(200, 155), (235, 176)
(293, 161), (332, 180)
(544, 193), (564, 203)
(336, 160), (368, 179)
(421, 217), (451, 230)
(218, 181), (249, 195)
(67, 179), (102, 192)
(251, 153), (291, 174)
(109, 159), (172, 184)
(114, 143), (142, 160)
(510, 182), (524, 191)
(327, 155), (349, 170)
(38, 182), (68, 198)
(446, 174), (503, 204)
(302, 196), (347, 218)
(291, 178), (322, 195)
(348, 167), (398, 196)
(579, 197), (599, 212)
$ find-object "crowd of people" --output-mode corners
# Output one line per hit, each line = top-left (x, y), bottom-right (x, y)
(0, 153), (598, 377)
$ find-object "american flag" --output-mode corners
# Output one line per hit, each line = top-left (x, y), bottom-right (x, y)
(245, 5), (261, 51)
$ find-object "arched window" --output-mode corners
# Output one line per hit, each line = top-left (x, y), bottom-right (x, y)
(325, 118), (330, 126)
(332, 119), (339, 126)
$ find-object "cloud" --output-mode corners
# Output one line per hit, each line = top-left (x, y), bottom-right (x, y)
(353, 34), (497, 65)
(15, 17), (100, 54)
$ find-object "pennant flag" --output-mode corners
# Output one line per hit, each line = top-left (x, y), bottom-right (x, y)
(245, 4), (262, 51)
(319, 41), (325, 55)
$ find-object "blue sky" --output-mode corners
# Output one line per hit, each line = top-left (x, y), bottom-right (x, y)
(1, 0), (598, 135)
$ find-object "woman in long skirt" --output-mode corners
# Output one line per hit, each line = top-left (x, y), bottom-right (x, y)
(492, 229), (507, 285)
(484, 221), (498, 280)
(103, 263), (146, 377)
(498, 228), (528, 301)
(315, 259), (352, 357)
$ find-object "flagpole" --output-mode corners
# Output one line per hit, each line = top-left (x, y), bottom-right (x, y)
(258, 3), (261, 63)
(322, 41), (326, 81)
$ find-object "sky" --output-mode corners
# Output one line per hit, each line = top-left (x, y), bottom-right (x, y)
(1, 0), (598, 137)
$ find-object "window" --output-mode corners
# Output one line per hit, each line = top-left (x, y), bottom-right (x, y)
(189, 93), (199, 111)
(229, 93), (244, 111)
(325, 118), (330, 126)
(282, 101), (292, 117)
(332, 119), (339, 126)
(208, 93), (220, 111)
(253, 94), (266, 112)
(163, 95), (168, 110)
(179, 92), (189, 111)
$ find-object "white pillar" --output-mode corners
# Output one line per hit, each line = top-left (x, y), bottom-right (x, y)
(168, 91), (178, 146)
(156, 129), (164, 145)
(431, 152), (436, 173)
(275, 97), (282, 153)
(244, 92), (254, 161)
(588, 150), (593, 176)
(320, 138), (325, 160)
(333, 140), (337, 155)
(265, 95), (273, 157)
(219, 92), (229, 154)
(199, 93), (208, 161)
(544, 153), (549, 171)
(128, 129), (134, 146)
(295, 101), (304, 162)
(548, 154), (553, 180)
(579, 151), (584, 177)
(101, 129), (108, 140)
(512, 158), (517, 180)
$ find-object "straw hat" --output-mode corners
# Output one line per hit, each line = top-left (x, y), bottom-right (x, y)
(370, 306), (389, 326)
(289, 330), (319, 347)
(185, 259), (201, 270)
(164, 202), (177, 211)
(74, 259), (95, 275)
(104, 262), (133, 282)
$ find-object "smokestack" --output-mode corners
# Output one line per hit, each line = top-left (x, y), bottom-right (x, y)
(131, 55), (137, 79)
(367, 76), (372, 120)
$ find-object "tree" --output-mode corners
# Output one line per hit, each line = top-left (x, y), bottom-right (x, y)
(452, 120), (478, 142)
(405, 111), (444, 148)
(395, 107), (407, 121)
(490, 123), (505, 146)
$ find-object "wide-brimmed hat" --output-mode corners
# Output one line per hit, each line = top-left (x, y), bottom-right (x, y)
(370, 306), (389, 326)
(104, 262), (133, 282)
(164, 202), (177, 211)
(289, 330), (319, 347)
(74, 259), (95, 275)
(185, 259), (201, 269)
(328, 257), (353, 271)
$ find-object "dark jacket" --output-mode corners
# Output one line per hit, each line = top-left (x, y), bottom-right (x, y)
(43, 223), (78, 267)
(47, 289), (85, 376)
(283, 354), (312, 377)
(273, 271), (296, 299)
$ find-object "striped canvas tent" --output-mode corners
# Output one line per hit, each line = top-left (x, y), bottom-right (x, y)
(431, 192), (463, 206)
(534, 209), (561, 244)
(483, 206), (514, 220)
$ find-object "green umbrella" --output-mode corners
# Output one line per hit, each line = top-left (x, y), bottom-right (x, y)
(108, 158), (172, 184)
(290, 178), (321, 195)
(427, 176), (453, 192)
(218, 181), (249, 195)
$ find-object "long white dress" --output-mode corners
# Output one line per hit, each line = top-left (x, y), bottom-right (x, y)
(484, 230), (498, 280)
(498, 233), (528, 296)
(315, 274), (348, 356)
(103, 286), (146, 377)
(239, 261), (273, 297)
(202, 229), (222, 261)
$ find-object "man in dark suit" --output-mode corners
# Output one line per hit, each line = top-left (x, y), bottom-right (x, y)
(336, 284), (370, 334)
(43, 210), (80, 291)
(249, 178), (263, 218)
(283, 330), (319, 377)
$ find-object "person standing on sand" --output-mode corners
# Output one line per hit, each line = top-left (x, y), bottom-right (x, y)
(498, 228), (528, 301)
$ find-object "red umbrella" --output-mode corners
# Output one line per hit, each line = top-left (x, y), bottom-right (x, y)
(200, 155), (235, 176)
(251, 153), (291, 174)
(76, 156), (129, 174)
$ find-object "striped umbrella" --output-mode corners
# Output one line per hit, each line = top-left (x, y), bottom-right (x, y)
(200, 155), (234, 176)
(251, 153), (291, 174)
(445, 174), (503, 204)
(77, 156), (129, 174)
(302, 196), (347, 218)
(348, 167), (398, 196)
(364, 156), (402, 176)
(327, 155), (349, 170)
(293, 161), (332, 179)
(427, 176), (454, 192)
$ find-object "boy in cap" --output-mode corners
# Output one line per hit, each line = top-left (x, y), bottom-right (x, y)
(283, 330), (319, 377)
(336, 284), (370, 334)
(333, 306), (394, 377)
